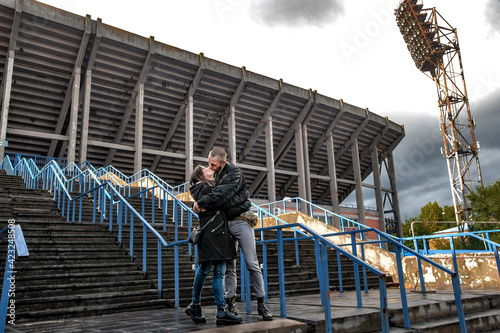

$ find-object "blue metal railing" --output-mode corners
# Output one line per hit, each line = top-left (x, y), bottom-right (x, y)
(260, 197), (386, 248)
(1, 156), (199, 308)
(4, 152), (66, 169)
(250, 204), (468, 333)
(0, 224), (29, 332)
(3, 156), (498, 332)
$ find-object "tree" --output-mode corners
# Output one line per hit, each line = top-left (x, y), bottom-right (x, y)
(468, 179), (500, 221)
(417, 201), (455, 235)
(468, 179), (500, 244)
(442, 205), (455, 221)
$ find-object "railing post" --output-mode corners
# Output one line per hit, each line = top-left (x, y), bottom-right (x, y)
(174, 242), (180, 309)
(379, 278), (389, 333)
(158, 241), (162, 299)
(395, 248), (410, 328)
(261, 238), (269, 302)
(494, 245), (500, 280)
(277, 228), (286, 318)
(142, 225), (147, 273)
(118, 201), (123, 246)
(320, 241), (332, 333)
(245, 263), (251, 315)
(240, 250), (246, 303)
(337, 251), (343, 292)
(109, 188), (114, 232)
(449, 236), (462, 295)
(351, 233), (362, 308)
(417, 257), (426, 293)
(452, 274), (467, 333)
(129, 214), (134, 260)
(294, 230), (300, 266)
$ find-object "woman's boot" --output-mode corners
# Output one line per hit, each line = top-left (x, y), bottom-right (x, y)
(185, 302), (206, 323)
(216, 308), (243, 326)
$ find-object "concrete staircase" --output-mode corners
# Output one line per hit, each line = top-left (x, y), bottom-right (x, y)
(0, 170), (168, 322)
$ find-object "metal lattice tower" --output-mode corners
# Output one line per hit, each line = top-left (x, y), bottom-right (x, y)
(395, 0), (483, 223)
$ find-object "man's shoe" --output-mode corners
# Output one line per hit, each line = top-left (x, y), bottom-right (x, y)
(257, 297), (273, 321)
(225, 296), (239, 315)
(216, 308), (243, 326)
(185, 302), (206, 324)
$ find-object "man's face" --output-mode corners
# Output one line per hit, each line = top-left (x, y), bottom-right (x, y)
(208, 156), (225, 172)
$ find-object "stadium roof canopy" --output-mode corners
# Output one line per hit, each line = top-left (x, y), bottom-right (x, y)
(0, 0), (405, 207)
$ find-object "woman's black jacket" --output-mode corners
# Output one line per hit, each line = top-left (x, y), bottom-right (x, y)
(190, 182), (236, 262)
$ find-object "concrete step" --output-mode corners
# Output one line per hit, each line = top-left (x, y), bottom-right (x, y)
(14, 280), (155, 298)
(13, 262), (140, 276)
(15, 289), (162, 312)
(15, 298), (169, 323)
(13, 270), (147, 285)
(407, 308), (500, 332)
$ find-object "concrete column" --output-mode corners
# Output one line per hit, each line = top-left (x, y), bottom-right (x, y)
(302, 124), (312, 202)
(351, 138), (365, 226)
(185, 96), (194, 180)
(265, 116), (276, 202)
(67, 67), (81, 165)
(295, 124), (307, 212)
(327, 133), (340, 227)
(371, 144), (386, 234)
(228, 105), (237, 164)
(134, 83), (144, 173)
(79, 69), (92, 165)
(387, 152), (403, 237)
(0, 50), (14, 160)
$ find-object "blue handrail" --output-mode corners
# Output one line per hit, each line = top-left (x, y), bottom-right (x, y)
(1, 156), (200, 307)
(250, 203), (468, 333)
(3, 156), (496, 332)
(259, 197), (387, 248)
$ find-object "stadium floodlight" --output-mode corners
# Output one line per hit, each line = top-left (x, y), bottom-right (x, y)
(394, 0), (444, 74)
(395, 0), (483, 225)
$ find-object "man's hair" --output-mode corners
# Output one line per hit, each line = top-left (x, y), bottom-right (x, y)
(209, 147), (227, 162)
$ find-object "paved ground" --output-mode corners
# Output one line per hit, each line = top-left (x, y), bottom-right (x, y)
(6, 288), (500, 332)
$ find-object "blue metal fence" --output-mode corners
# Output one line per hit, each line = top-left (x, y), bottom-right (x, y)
(3, 156), (500, 332)
(1, 155), (198, 308)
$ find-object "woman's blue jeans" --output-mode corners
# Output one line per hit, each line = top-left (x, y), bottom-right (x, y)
(192, 260), (226, 310)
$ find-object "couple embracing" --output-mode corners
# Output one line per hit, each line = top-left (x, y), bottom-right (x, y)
(185, 147), (273, 326)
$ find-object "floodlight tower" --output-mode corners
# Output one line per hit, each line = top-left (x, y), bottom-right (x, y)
(394, 0), (483, 224)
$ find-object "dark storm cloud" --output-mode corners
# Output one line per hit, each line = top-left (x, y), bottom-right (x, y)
(472, 90), (500, 185)
(249, 0), (344, 28)
(391, 89), (500, 219)
(485, 0), (500, 33)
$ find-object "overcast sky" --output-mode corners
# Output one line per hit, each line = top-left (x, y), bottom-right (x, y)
(38, 0), (500, 219)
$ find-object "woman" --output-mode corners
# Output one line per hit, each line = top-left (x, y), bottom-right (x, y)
(185, 165), (244, 326)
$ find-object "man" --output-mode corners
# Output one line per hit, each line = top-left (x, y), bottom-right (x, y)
(193, 147), (273, 321)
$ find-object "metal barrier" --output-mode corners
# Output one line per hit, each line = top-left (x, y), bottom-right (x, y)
(1, 156), (198, 308)
(4, 156), (498, 332)
(251, 203), (469, 333)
